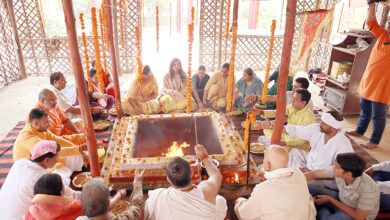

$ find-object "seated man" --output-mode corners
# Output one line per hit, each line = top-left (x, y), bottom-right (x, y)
(203, 63), (234, 109)
(306, 153), (380, 220)
(264, 66), (294, 109)
(246, 77), (314, 110)
(254, 88), (316, 152)
(14, 108), (88, 185)
(77, 171), (144, 220)
(233, 67), (264, 114)
(284, 111), (353, 171)
(365, 161), (390, 211)
(234, 145), (316, 220)
(122, 65), (160, 115)
(192, 65), (210, 109)
(50, 72), (105, 120)
(34, 88), (85, 145)
(0, 140), (80, 220)
(144, 144), (227, 219)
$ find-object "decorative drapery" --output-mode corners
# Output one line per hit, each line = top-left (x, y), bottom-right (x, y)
(290, 9), (332, 76)
(248, 0), (260, 30)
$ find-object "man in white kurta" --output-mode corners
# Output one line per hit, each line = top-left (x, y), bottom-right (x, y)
(285, 112), (353, 171)
(0, 140), (80, 220)
(144, 145), (227, 220)
(234, 145), (316, 220)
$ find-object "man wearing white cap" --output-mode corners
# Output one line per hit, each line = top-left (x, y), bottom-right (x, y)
(0, 140), (80, 220)
(284, 111), (353, 172)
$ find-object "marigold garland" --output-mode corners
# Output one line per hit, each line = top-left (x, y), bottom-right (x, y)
(195, 0), (199, 28)
(226, 25), (238, 112)
(280, 0), (285, 29)
(337, 3), (344, 33)
(91, 7), (105, 93)
(142, 0), (145, 28)
(156, 6), (159, 52)
(101, 0), (110, 53)
(79, 13), (93, 92)
(135, 26), (143, 86)
(225, 0), (231, 41)
(99, 9), (108, 73)
(186, 7), (195, 114)
(119, 0), (124, 47)
(169, 3), (172, 36)
(261, 20), (277, 104)
(243, 112), (256, 150)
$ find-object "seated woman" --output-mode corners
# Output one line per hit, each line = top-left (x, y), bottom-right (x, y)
(91, 60), (115, 98)
(160, 58), (197, 113)
(233, 67), (264, 114)
(25, 173), (83, 220)
(122, 65), (160, 115)
(192, 65), (210, 109)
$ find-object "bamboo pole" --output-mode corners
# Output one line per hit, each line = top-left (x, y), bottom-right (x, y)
(106, 0), (122, 117)
(112, 0), (122, 76)
(270, 0), (297, 145)
(6, 0), (27, 79)
(61, 0), (100, 177)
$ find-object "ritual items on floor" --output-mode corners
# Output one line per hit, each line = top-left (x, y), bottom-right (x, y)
(101, 112), (256, 188)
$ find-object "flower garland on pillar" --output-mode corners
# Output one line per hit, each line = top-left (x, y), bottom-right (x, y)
(119, 0), (124, 47)
(169, 3), (172, 36)
(225, 0), (231, 41)
(91, 7), (105, 93)
(226, 25), (237, 112)
(135, 26), (143, 86)
(101, 0), (110, 53)
(142, 0), (145, 28)
(337, 3), (344, 33)
(156, 6), (159, 52)
(186, 7), (195, 114)
(99, 9), (108, 73)
(195, 0), (199, 28)
(79, 13), (93, 92)
(261, 20), (276, 104)
(280, 0), (285, 29)
(243, 112), (256, 150)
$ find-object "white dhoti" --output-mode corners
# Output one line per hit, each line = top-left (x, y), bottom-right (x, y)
(53, 154), (83, 186)
(145, 187), (227, 220)
(288, 148), (308, 169)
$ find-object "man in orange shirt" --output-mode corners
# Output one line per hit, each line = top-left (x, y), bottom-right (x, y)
(34, 88), (85, 145)
(346, 0), (390, 149)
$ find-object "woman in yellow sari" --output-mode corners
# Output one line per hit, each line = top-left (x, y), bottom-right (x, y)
(160, 58), (197, 113)
(122, 65), (161, 115)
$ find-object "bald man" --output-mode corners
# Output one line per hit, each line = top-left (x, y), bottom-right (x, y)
(234, 145), (316, 220)
(33, 89), (85, 145)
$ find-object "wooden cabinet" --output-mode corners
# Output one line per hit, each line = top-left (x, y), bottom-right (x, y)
(322, 33), (376, 114)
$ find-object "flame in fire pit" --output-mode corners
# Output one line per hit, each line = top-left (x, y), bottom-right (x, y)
(234, 173), (239, 183)
(165, 142), (190, 157)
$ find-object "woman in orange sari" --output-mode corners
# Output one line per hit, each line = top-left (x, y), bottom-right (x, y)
(122, 65), (161, 115)
(25, 173), (83, 220)
(159, 58), (197, 113)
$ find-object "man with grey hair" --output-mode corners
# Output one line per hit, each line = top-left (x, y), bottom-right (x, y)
(77, 170), (144, 220)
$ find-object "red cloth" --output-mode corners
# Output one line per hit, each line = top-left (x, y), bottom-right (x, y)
(102, 71), (115, 98)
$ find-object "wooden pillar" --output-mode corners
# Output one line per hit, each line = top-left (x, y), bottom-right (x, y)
(106, 0), (122, 117)
(228, 0), (239, 109)
(61, 0), (100, 177)
(112, 0), (122, 76)
(271, 0), (297, 145)
(6, 0), (27, 79)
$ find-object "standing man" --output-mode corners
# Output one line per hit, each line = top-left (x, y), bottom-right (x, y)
(346, 0), (390, 149)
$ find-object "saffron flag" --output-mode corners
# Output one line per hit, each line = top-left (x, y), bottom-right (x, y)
(290, 9), (332, 76)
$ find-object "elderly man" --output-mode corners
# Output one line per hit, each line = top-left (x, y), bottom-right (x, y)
(50, 72), (104, 120)
(77, 171), (144, 220)
(0, 140), (80, 220)
(255, 88), (316, 152)
(284, 111), (353, 172)
(234, 145), (316, 220)
(203, 63), (235, 109)
(306, 153), (380, 220)
(34, 88), (85, 144)
(144, 144), (227, 219)
(346, 0), (390, 149)
(14, 108), (88, 185)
